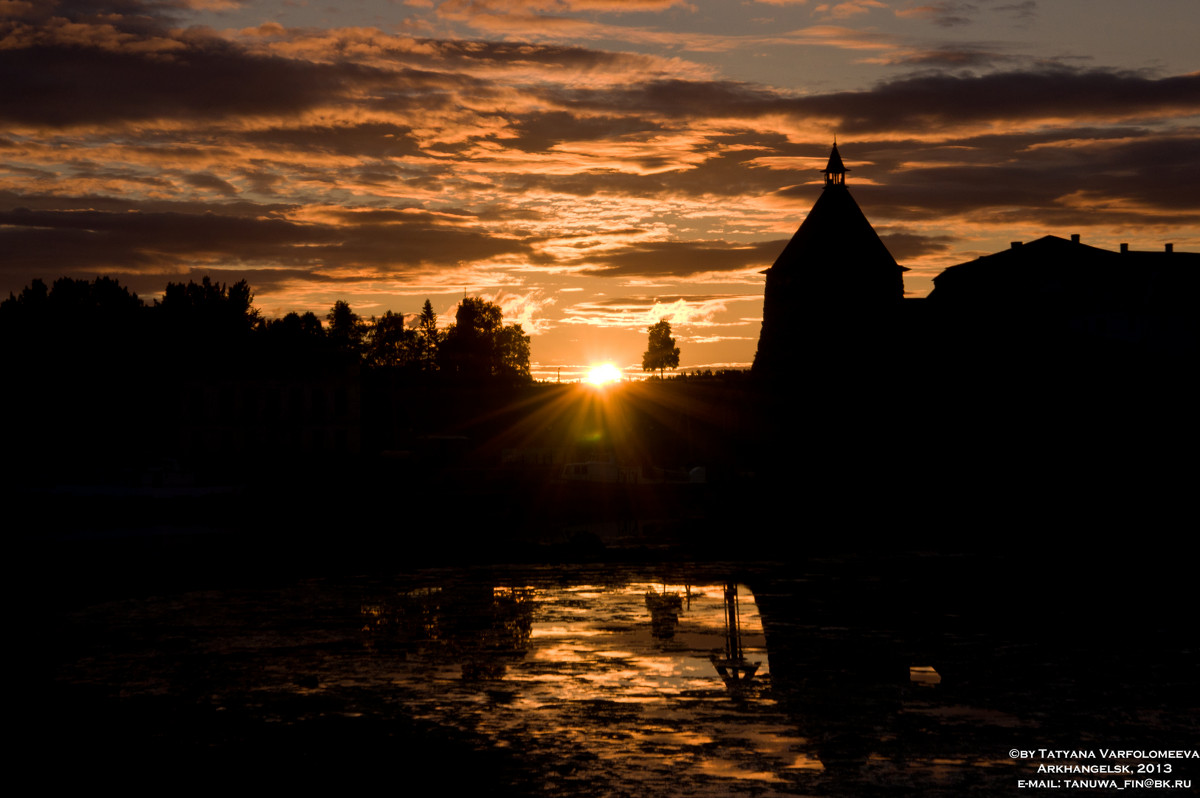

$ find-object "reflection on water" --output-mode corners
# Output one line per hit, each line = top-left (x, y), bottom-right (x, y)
(55, 563), (1196, 795)
(354, 577), (789, 792)
(711, 583), (761, 687)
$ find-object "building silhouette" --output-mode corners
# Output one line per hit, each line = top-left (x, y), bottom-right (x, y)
(928, 234), (1199, 356)
(752, 144), (906, 377)
(751, 146), (1198, 379)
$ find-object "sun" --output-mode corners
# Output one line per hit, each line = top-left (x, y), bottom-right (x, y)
(585, 362), (623, 386)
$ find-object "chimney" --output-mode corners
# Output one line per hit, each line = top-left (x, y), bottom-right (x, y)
(1120, 243), (1129, 254)
(1010, 241), (1022, 249)
(1165, 243), (1174, 253)
(1071, 233), (1080, 244)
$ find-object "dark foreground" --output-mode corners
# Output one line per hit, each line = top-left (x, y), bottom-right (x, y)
(24, 362), (1200, 794)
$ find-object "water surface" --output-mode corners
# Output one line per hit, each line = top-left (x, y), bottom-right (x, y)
(54, 561), (1197, 795)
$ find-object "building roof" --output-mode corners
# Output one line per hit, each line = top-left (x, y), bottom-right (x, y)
(930, 235), (1199, 312)
(928, 234), (1199, 351)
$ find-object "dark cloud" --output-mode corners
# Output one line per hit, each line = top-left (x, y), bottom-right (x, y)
(993, 1), (1038, 22)
(551, 78), (783, 121)
(236, 167), (286, 195)
(8, 0), (185, 31)
(182, 171), (238, 196)
(0, 0), (396, 127)
(900, 2), (981, 28)
(0, 190), (293, 217)
(846, 132), (1200, 224)
(580, 240), (785, 278)
(500, 111), (666, 153)
(895, 0), (1036, 29)
(0, 43), (376, 127)
(0, 206), (324, 276)
(494, 133), (802, 199)
(0, 201), (536, 293)
(1, 0), (1182, 137)
(241, 123), (425, 158)
(875, 230), (957, 261)
(413, 37), (672, 74)
(886, 47), (1018, 69)
(821, 69), (1200, 133)
(554, 68), (1200, 137)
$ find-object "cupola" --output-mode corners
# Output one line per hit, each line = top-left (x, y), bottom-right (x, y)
(822, 143), (848, 188)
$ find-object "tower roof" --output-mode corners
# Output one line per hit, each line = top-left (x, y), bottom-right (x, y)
(767, 170), (903, 299)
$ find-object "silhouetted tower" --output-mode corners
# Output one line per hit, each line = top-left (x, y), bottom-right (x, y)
(753, 144), (906, 376)
(823, 142), (847, 188)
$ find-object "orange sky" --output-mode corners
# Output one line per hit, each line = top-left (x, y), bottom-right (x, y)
(3, 1), (1198, 378)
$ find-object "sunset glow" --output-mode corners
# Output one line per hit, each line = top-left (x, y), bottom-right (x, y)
(1, 1), (1197, 375)
(586, 363), (625, 386)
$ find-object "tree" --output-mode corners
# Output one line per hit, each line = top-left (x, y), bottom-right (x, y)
(155, 277), (259, 361)
(2, 276), (146, 364)
(642, 318), (680, 378)
(158, 276), (259, 333)
(439, 296), (531, 381)
(415, 299), (440, 371)
(495, 322), (532, 381)
(259, 310), (327, 368)
(326, 299), (364, 355)
(363, 310), (417, 368)
(262, 311), (325, 340)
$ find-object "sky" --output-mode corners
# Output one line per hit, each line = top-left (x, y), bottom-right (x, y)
(3, 0), (1198, 379)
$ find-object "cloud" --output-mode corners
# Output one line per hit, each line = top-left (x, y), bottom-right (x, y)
(240, 123), (426, 159)
(580, 240), (785, 278)
(538, 68), (1200, 141)
(824, 131), (1200, 234)
(794, 68), (1200, 135)
(482, 288), (558, 333)
(499, 111), (667, 153)
(875, 229), (956, 260)
(993, 1), (1037, 22)
(0, 38), (374, 127)
(879, 45), (1017, 69)
(0, 201), (539, 286)
(437, 0), (694, 13)
(561, 293), (759, 330)
(182, 171), (238, 196)
(894, 0), (1036, 27)
(813, 1), (888, 20)
(894, 3), (979, 28)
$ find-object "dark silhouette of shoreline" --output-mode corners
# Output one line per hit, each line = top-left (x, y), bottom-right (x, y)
(7, 262), (1196, 570)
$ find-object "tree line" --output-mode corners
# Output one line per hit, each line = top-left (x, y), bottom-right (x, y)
(1, 275), (531, 381)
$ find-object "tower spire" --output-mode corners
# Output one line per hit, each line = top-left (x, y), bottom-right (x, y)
(822, 142), (848, 188)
